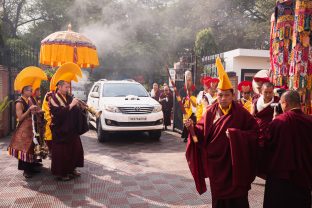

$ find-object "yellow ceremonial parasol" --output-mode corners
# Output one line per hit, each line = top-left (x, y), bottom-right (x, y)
(40, 24), (99, 69)
(14, 66), (48, 92)
(50, 62), (83, 91)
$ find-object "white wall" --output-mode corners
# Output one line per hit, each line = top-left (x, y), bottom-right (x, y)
(223, 49), (270, 82)
(233, 57), (270, 81)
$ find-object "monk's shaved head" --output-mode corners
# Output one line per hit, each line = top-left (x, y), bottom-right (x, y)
(261, 82), (274, 90)
(281, 90), (301, 108)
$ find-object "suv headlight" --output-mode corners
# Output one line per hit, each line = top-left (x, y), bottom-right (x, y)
(153, 104), (162, 113)
(104, 105), (120, 113)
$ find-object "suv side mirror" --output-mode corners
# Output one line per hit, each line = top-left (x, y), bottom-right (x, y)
(90, 92), (100, 98)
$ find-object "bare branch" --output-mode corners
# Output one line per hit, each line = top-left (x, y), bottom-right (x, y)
(17, 16), (45, 26)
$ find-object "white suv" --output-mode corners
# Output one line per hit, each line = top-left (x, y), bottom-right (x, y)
(87, 79), (163, 142)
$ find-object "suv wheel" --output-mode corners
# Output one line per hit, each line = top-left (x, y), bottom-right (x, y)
(149, 130), (161, 141)
(97, 120), (109, 142)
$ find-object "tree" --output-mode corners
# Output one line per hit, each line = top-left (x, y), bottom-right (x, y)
(195, 28), (217, 57)
(0, 0), (276, 82)
(1, 0), (74, 40)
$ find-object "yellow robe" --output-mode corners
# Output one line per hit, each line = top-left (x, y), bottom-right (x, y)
(183, 96), (197, 122)
(196, 103), (208, 122)
(42, 94), (52, 141)
(240, 98), (252, 113)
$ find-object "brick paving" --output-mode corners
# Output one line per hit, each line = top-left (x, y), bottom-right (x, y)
(0, 130), (266, 208)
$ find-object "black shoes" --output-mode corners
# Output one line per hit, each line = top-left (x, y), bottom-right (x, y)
(23, 171), (33, 178)
(34, 162), (43, 167)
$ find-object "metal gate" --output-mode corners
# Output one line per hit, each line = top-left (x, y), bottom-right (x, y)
(0, 41), (39, 132)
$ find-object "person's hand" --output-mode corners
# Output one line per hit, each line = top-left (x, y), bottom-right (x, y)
(29, 105), (37, 110)
(225, 129), (230, 139)
(273, 105), (281, 119)
(184, 119), (193, 128)
(71, 98), (79, 106)
(70, 98), (79, 109)
(29, 105), (38, 114)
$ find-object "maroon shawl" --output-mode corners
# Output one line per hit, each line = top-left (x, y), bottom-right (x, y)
(186, 102), (259, 199)
(266, 109), (312, 189)
(49, 93), (88, 143)
(253, 96), (279, 142)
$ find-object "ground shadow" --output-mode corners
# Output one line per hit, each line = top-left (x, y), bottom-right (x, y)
(20, 159), (211, 208)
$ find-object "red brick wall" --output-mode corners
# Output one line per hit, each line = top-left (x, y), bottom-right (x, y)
(0, 66), (10, 137)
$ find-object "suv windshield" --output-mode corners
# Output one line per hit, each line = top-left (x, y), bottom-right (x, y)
(102, 83), (149, 97)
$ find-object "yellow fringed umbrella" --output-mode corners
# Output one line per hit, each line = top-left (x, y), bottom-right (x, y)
(14, 66), (48, 92)
(49, 62), (83, 91)
(40, 24), (100, 69)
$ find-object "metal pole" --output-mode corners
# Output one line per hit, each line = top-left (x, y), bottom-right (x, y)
(194, 51), (197, 85)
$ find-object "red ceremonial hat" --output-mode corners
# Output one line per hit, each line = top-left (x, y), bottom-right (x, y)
(253, 77), (270, 83)
(201, 76), (212, 86)
(210, 78), (219, 83)
(238, 81), (252, 92)
(274, 85), (288, 90)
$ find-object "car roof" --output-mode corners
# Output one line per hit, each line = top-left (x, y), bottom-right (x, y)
(95, 79), (140, 84)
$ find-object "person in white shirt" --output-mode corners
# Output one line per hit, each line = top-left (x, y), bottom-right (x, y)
(196, 76), (219, 105)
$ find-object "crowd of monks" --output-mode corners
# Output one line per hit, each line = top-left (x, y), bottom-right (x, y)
(8, 65), (88, 181)
(182, 58), (311, 208)
(6, 59), (312, 208)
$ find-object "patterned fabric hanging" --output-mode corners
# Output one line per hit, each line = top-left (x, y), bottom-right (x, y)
(289, 0), (312, 90)
(270, 0), (295, 87)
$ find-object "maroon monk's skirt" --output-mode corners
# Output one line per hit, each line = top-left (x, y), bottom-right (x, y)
(51, 136), (84, 177)
(8, 117), (35, 163)
(212, 195), (249, 208)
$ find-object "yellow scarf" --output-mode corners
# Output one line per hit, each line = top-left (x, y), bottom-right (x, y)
(219, 103), (232, 115)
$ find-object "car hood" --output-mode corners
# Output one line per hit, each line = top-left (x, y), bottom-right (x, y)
(99, 96), (160, 107)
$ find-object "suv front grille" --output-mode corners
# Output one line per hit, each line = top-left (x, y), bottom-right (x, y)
(105, 119), (163, 126)
(118, 106), (154, 114)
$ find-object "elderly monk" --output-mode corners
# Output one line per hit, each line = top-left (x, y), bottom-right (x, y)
(185, 58), (259, 208)
(251, 82), (279, 143)
(252, 76), (270, 103)
(180, 70), (199, 142)
(49, 80), (88, 181)
(263, 90), (312, 208)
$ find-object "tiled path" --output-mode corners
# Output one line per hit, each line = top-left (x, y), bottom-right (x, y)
(0, 130), (265, 208)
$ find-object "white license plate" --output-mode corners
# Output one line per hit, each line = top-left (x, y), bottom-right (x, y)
(128, 117), (147, 121)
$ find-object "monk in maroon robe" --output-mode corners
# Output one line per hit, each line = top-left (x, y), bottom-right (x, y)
(49, 80), (88, 181)
(185, 89), (259, 208)
(252, 77), (270, 104)
(251, 82), (279, 178)
(263, 90), (312, 208)
(159, 86), (173, 130)
(8, 86), (39, 178)
(251, 82), (279, 142)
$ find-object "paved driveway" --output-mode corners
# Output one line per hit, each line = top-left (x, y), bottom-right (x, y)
(0, 130), (265, 208)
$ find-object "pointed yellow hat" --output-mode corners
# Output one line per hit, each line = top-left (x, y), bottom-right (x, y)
(49, 62), (82, 91)
(14, 66), (47, 92)
(216, 57), (232, 90)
